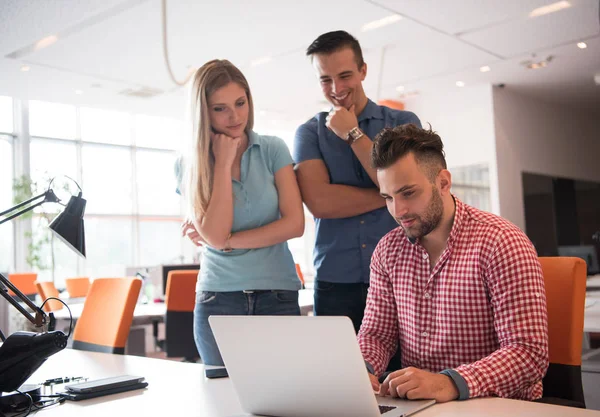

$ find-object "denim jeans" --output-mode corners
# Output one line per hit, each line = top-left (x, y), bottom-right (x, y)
(313, 280), (402, 371)
(193, 290), (300, 366)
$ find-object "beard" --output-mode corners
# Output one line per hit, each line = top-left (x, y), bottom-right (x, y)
(396, 186), (444, 240)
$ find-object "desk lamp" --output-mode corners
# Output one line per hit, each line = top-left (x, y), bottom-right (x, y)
(0, 177), (86, 393)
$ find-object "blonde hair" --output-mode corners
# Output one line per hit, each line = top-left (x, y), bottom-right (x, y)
(183, 59), (254, 220)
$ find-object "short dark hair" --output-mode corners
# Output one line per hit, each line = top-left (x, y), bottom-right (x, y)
(306, 30), (365, 69)
(371, 124), (447, 181)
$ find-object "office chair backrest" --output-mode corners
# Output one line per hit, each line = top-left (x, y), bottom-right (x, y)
(72, 277), (142, 354)
(7, 273), (37, 297)
(65, 277), (91, 298)
(539, 257), (587, 407)
(164, 270), (199, 359)
(34, 281), (63, 312)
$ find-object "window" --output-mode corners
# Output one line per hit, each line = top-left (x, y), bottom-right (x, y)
(136, 150), (180, 215)
(451, 164), (491, 212)
(82, 145), (133, 214)
(30, 139), (78, 213)
(0, 96), (13, 133)
(134, 114), (183, 150)
(31, 216), (79, 287)
(21, 101), (201, 289)
(29, 100), (77, 139)
(83, 217), (134, 279)
(0, 136), (13, 272)
(138, 219), (192, 266)
(81, 107), (132, 145)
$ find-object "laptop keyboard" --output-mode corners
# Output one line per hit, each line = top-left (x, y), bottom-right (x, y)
(379, 405), (396, 414)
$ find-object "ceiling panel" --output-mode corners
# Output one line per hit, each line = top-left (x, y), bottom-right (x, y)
(378, 36), (600, 112)
(20, 0), (402, 89)
(0, 0), (146, 55)
(372, 19), (497, 88)
(460, 0), (599, 57)
(371, 0), (553, 35)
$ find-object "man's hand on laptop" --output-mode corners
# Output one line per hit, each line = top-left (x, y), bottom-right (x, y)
(368, 373), (380, 392)
(377, 367), (458, 403)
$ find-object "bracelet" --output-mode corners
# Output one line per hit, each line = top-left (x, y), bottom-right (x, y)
(222, 233), (233, 253)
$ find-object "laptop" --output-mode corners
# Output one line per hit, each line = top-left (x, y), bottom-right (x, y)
(209, 316), (435, 417)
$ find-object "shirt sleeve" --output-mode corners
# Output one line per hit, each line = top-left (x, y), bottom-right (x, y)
(399, 111), (422, 128)
(357, 235), (399, 376)
(292, 118), (323, 164)
(453, 227), (549, 399)
(267, 136), (294, 174)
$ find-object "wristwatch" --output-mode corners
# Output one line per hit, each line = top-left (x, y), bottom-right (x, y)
(346, 127), (364, 146)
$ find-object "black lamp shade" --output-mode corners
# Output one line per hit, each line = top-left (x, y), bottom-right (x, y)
(49, 194), (86, 258)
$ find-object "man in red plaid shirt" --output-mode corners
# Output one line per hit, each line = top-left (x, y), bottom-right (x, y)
(358, 124), (548, 402)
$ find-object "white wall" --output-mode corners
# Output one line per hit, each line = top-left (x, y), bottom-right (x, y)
(407, 84), (499, 213)
(493, 87), (600, 231)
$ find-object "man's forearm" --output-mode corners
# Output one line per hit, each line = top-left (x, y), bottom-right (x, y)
(304, 184), (385, 219)
(350, 135), (379, 186)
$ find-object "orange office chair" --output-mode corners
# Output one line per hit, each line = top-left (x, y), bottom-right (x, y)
(163, 270), (200, 361)
(538, 257), (587, 408)
(295, 264), (305, 289)
(7, 273), (38, 300)
(65, 277), (91, 298)
(72, 277), (142, 354)
(34, 281), (63, 312)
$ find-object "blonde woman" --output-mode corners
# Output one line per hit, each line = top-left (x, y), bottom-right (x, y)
(181, 60), (304, 366)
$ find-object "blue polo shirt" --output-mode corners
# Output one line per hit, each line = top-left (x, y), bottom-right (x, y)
(293, 100), (421, 284)
(197, 131), (301, 292)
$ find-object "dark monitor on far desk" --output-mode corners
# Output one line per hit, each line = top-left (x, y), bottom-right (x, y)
(557, 245), (600, 275)
(162, 264), (200, 294)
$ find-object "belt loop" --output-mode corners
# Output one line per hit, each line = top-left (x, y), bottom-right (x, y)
(243, 290), (255, 294)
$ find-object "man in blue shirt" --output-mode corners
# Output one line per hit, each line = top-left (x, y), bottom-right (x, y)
(293, 31), (421, 334)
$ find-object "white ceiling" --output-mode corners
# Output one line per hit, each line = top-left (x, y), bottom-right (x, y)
(1, 0), (599, 130)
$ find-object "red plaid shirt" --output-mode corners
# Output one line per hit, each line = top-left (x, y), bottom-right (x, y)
(358, 198), (548, 400)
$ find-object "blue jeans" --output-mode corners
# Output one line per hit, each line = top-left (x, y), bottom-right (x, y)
(314, 280), (402, 371)
(313, 281), (369, 333)
(193, 290), (300, 366)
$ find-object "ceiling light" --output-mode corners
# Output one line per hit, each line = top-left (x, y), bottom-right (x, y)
(361, 15), (402, 32)
(594, 74), (600, 86)
(250, 56), (272, 67)
(521, 55), (554, 70)
(456, 81), (465, 87)
(34, 35), (58, 51)
(397, 90), (420, 99)
(20, 65), (30, 72)
(396, 85), (405, 92)
(480, 66), (491, 73)
(529, 1), (571, 18)
(75, 90), (83, 95)
(577, 42), (587, 49)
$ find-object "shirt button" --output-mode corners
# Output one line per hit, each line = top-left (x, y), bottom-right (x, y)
(361, 244), (366, 249)
(424, 292), (430, 299)
(422, 331), (429, 337)
(360, 220), (365, 224)
(422, 252), (428, 259)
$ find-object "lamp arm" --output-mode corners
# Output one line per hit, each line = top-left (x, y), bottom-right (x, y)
(0, 191), (47, 217)
(0, 190), (60, 225)
(0, 273), (47, 327)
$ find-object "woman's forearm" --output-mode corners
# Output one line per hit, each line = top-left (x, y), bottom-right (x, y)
(229, 215), (304, 249)
(197, 165), (234, 249)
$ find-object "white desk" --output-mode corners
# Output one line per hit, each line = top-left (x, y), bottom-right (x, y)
(23, 349), (600, 416)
